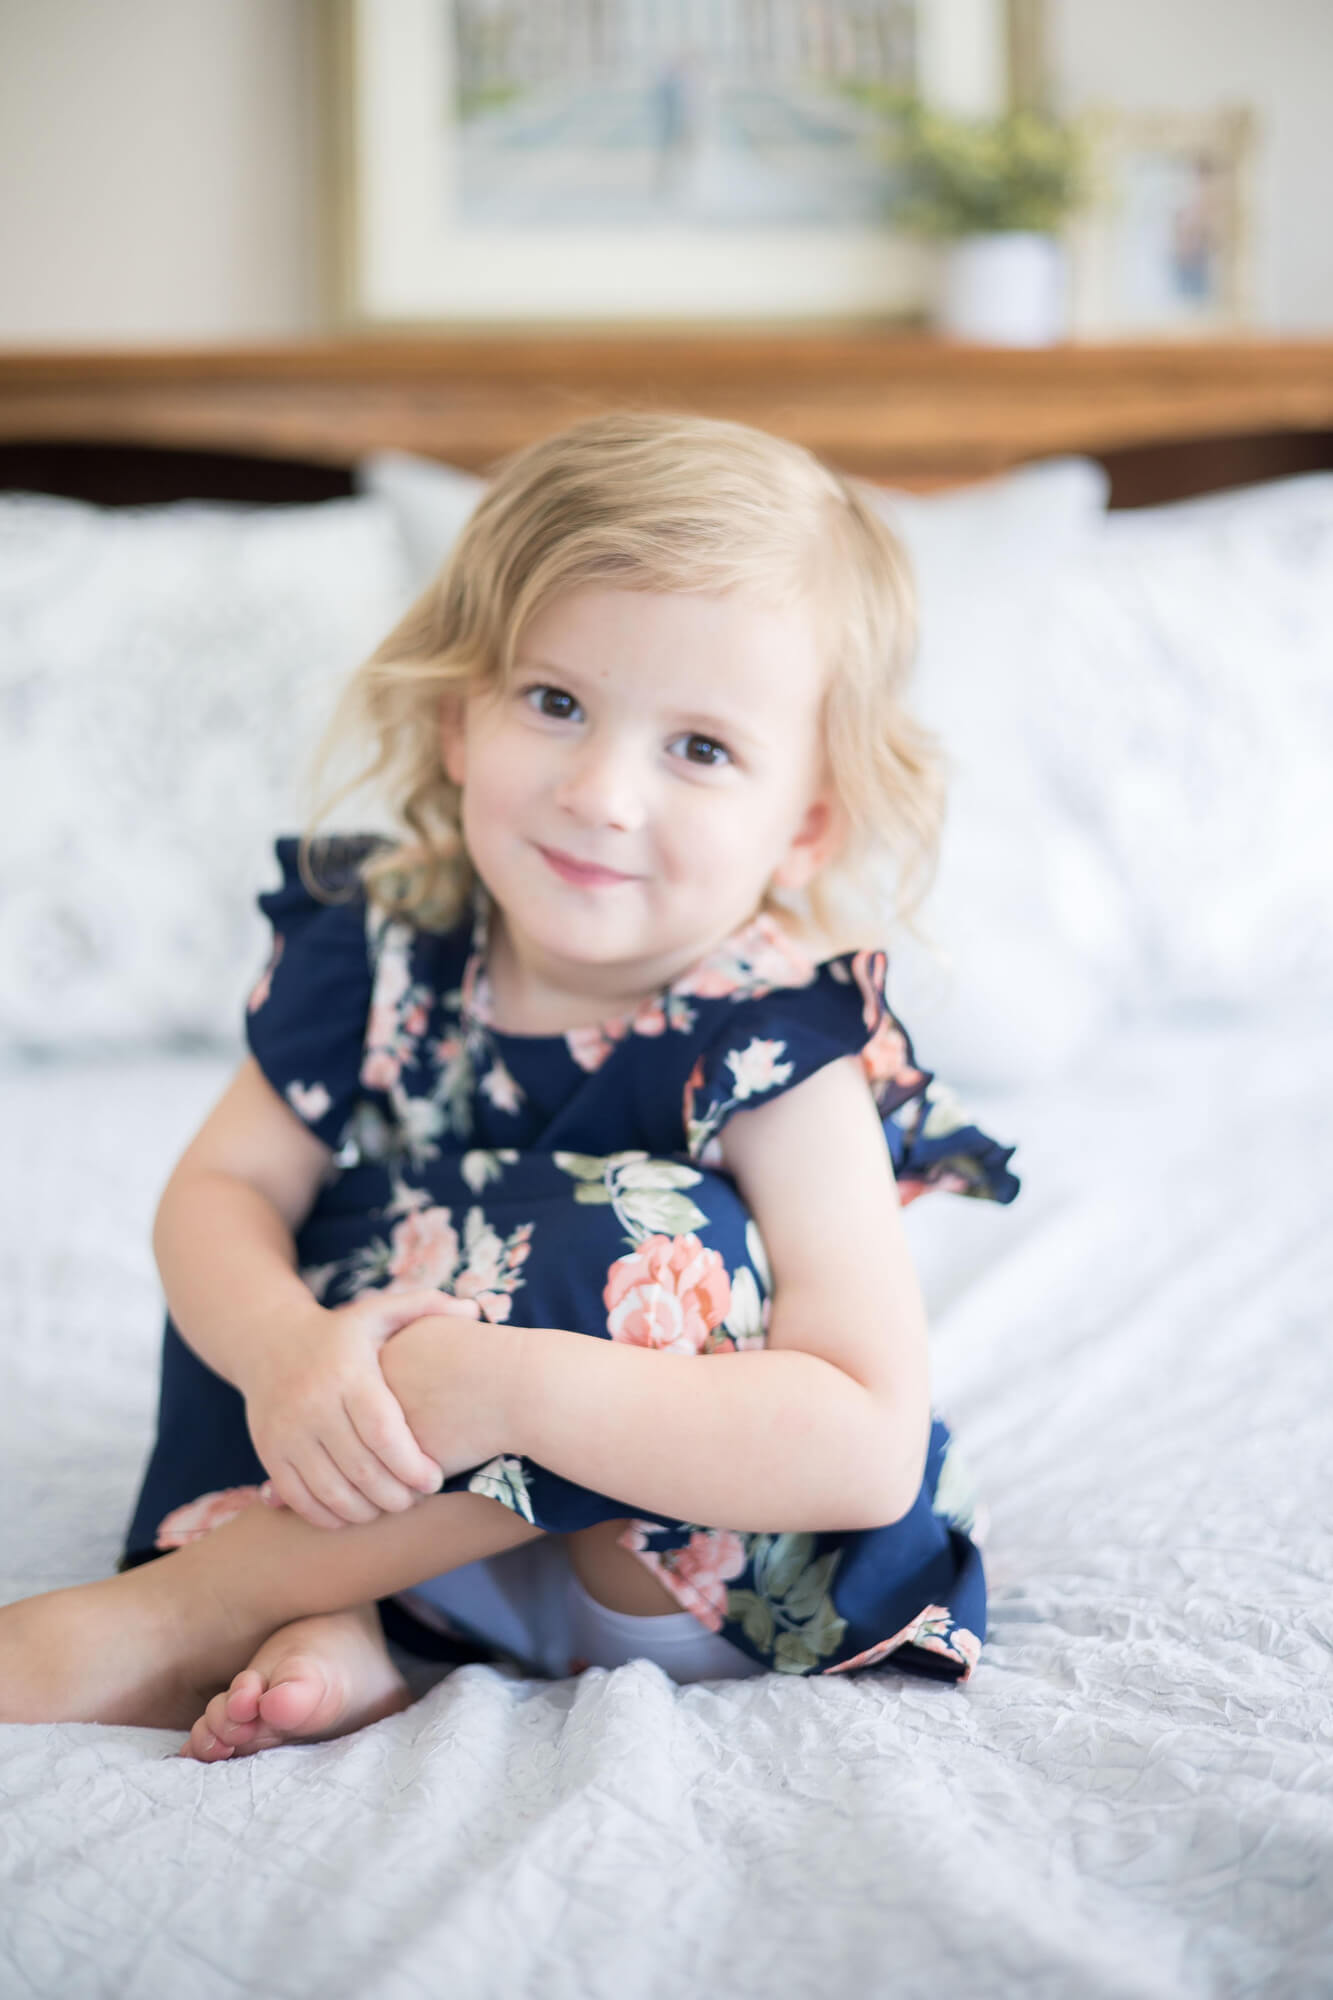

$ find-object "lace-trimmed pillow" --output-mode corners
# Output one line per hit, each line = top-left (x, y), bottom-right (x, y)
(0, 491), (414, 1053)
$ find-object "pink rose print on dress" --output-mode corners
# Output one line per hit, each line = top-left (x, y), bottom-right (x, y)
(247, 934), (283, 1013)
(454, 1215), (533, 1322)
(617, 1525), (749, 1631)
(628, 998), (668, 1036)
(386, 1206), (460, 1289)
(360, 923), (435, 1095)
(849, 949), (929, 1107)
(925, 1623), (981, 1675)
(565, 1020), (628, 1073)
(155, 1486), (263, 1549)
(362, 938), (411, 1089)
(849, 948), (888, 1033)
(675, 912), (816, 1000)
(564, 915), (816, 1073)
(895, 1169), (971, 1209)
(361, 1050), (397, 1091)
(821, 1605), (980, 1681)
(603, 1234), (731, 1355)
(860, 1017), (928, 1098)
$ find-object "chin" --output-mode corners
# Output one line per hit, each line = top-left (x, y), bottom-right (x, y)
(517, 898), (636, 962)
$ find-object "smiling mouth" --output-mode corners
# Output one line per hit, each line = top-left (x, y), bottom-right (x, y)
(537, 845), (639, 888)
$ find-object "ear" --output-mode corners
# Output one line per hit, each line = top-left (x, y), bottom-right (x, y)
(770, 792), (845, 892)
(438, 693), (467, 788)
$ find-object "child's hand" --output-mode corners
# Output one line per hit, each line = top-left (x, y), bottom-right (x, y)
(242, 1288), (481, 1530)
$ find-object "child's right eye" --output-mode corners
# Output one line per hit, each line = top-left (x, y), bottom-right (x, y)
(523, 684), (583, 722)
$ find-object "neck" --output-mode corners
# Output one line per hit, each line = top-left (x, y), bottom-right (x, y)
(481, 906), (758, 1036)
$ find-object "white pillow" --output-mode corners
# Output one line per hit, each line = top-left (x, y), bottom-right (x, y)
(0, 492), (416, 1054)
(356, 450), (486, 593)
(1023, 472), (1333, 1019)
(865, 459), (1138, 1089)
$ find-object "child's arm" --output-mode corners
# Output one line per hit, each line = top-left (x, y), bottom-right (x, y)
(153, 1057), (461, 1528)
(500, 1056), (931, 1532)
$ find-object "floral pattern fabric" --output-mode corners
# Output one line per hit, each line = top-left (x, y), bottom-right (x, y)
(123, 836), (1020, 1684)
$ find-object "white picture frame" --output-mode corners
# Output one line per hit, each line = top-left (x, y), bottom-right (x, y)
(1068, 106), (1258, 340)
(330, 0), (1034, 329)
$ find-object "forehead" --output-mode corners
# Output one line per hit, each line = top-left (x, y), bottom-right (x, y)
(515, 584), (824, 721)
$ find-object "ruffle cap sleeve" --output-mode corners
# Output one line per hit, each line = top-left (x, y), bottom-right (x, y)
(244, 834), (384, 1150)
(682, 943), (1020, 1207)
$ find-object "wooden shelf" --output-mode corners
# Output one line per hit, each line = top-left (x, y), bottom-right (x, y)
(1, 333), (1331, 498)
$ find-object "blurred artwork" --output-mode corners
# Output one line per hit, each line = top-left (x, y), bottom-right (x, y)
(449, 0), (918, 229)
(335, 0), (1032, 324)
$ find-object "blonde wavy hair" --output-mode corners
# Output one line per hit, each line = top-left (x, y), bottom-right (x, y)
(304, 409), (948, 952)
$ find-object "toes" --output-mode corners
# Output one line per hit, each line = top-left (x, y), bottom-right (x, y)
(257, 1660), (330, 1735)
(203, 1686), (264, 1751)
(223, 1669), (264, 1727)
(181, 1713), (235, 1763)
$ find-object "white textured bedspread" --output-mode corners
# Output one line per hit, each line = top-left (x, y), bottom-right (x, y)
(2, 1020), (1331, 1999)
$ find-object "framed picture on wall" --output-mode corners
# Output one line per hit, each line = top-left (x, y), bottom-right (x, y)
(328, 0), (1046, 329)
(1068, 105), (1258, 339)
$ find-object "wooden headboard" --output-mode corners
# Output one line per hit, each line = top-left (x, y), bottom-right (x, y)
(1, 334), (1331, 509)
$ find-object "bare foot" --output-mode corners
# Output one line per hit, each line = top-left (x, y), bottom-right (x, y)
(181, 1604), (411, 1762)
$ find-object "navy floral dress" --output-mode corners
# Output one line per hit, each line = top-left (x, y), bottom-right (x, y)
(123, 836), (1020, 1684)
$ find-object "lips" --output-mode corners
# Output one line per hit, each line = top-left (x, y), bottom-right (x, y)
(537, 844), (639, 888)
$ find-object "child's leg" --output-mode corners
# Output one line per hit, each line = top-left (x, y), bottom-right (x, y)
(0, 1486), (545, 1733)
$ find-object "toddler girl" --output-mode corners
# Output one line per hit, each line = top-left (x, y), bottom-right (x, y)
(0, 411), (1019, 1757)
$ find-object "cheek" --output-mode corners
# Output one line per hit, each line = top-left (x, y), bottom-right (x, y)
(665, 789), (774, 869)
(459, 729), (541, 840)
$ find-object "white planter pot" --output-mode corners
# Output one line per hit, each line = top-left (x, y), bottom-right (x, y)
(937, 231), (1069, 347)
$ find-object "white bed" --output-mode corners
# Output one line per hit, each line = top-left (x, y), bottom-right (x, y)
(2, 453), (1331, 1997)
(2, 1018), (1330, 1997)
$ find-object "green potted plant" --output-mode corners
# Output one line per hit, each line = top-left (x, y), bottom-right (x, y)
(887, 100), (1097, 345)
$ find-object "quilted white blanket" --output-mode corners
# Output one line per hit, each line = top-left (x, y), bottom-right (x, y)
(2, 1020), (1330, 1999)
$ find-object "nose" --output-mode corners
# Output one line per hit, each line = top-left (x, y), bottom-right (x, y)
(554, 734), (647, 833)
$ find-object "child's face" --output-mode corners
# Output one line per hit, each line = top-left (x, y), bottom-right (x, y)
(439, 583), (838, 991)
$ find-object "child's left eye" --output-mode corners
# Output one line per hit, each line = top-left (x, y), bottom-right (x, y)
(668, 732), (731, 768)
(523, 684), (583, 722)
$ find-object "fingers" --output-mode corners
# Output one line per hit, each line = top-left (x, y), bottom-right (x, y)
(412, 1292), (482, 1320)
(272, 1411), (435, 1530)
(266, 1456), (366, 1532)
(324, 1395), (431, 1514)
(344, 1383), (444, 1499)
(352, 1288), (481, 1345)
(254, 1394), (438, 1529)
(300, 1438), (393, 1527)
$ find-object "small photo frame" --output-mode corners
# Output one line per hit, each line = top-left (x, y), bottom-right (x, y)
(1069, 106), (1257, 339)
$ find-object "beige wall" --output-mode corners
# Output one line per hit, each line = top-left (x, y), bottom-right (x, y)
(0, 0), (1328, 344)
(0, 0), (324, 342)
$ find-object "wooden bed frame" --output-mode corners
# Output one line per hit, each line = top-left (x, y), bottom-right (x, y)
(1, 334), (1331, 509)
